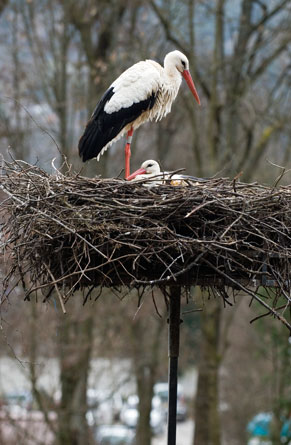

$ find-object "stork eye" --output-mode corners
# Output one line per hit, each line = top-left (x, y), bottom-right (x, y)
(147, 163), (153, 167)
(181, 60), (186, 68)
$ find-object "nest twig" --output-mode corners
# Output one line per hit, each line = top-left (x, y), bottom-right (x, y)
(0, 160), (291, 330)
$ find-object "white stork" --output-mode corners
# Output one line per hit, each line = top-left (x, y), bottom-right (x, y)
(127, 160), (206, 186)
(78, 50), (200, 178)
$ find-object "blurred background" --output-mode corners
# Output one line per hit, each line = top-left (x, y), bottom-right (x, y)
(0, 0), (291, 444)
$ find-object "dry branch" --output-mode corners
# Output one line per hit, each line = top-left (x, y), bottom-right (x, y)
(0, 160), (291, 330)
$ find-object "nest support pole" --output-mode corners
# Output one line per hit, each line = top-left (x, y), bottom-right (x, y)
(167, 286), (182, 445)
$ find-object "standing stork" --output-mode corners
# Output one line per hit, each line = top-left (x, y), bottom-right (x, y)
(78, 50), (201, 179)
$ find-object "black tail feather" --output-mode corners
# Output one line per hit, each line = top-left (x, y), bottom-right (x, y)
(78, 87), (116, 162)
(78, 86), (157, 162)
(78, 119), (101, 162)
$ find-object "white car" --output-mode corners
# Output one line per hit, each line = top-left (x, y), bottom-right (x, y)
(120, 395), (165, 436)
(95, 424), (135, 445)
(154, 382), (188, 421)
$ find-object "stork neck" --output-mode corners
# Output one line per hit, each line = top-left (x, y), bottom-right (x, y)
(151, 167), (161, 176)
(164, 64), (182, 80)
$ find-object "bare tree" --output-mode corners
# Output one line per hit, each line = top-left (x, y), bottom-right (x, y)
(20, 0), (72, 159)
(193, 296), (221, 445)
(130, 298), (166, 445)
(94, 289), (168, 445)
(57, 304), (94, 445)
(150, 0), (291, 180)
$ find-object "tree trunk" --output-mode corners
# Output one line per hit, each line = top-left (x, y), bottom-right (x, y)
(0, 0), (8, 16)
(133, 313), (165, 445)
(57, 308), (94, 445)
(136, 365), (155, 445)
(193, 298), (221, 445)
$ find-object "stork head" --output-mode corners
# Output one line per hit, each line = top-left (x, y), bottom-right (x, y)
(164, 50), (190, 73)
(164, 50), (201, 105)
(127, 160), (160, 180)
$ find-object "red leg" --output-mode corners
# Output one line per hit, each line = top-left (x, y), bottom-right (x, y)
(125, 127), (134, 179)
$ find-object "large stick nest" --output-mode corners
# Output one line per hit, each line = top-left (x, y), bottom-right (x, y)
(0, 160), (291, 330)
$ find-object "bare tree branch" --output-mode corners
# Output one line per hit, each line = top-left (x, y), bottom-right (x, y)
(149, 0), (211, 98)
(0, 0), (8, 16)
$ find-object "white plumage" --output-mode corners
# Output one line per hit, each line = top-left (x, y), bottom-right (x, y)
(104, 61), (163, 114)
(105, 56), (181, 120)
(78, 50), (200, 178)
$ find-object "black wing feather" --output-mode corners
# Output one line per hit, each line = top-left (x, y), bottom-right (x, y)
(78, 87), (157, 162)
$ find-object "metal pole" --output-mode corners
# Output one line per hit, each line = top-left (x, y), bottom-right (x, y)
(167, 286), (181, 445)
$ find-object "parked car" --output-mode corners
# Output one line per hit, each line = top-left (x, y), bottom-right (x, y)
(86, 389), (123, 426)
(120, 394), (165, 436)
(154, 382), (188, 422)
(2, 390), (33, 410)
(95, 424), (135, 445)
(247, 412), (291, 444)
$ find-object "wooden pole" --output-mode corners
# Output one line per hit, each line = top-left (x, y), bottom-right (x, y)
(167, 286), (181, 445)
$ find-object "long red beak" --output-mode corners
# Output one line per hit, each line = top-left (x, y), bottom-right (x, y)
(182, 70), (201, 105)
(127, 167), (146, 181)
